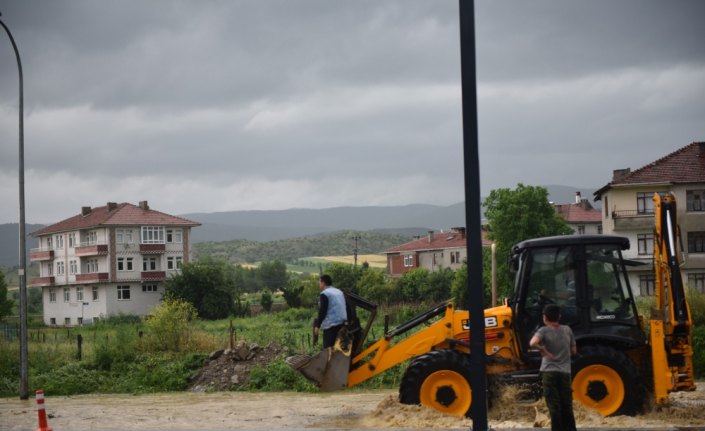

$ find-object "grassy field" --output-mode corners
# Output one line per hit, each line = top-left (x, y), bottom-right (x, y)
(286, 255), (387, 273)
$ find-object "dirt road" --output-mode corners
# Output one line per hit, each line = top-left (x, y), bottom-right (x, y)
(2, 385), (705, 430)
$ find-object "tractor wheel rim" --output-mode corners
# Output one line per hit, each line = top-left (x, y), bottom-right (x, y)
(419, 370), (471, 417)
(572, 364), (625, 416)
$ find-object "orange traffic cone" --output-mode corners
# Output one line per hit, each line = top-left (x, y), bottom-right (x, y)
(35, 389), (52, 431)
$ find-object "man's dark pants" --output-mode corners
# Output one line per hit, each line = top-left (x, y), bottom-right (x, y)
(322, 324), (344, 348)
(542, 371), (576, 431)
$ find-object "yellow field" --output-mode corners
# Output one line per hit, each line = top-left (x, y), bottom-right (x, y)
(312, 254), (387, 268)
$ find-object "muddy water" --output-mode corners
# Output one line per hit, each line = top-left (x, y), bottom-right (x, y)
(2, 384), (705, 430)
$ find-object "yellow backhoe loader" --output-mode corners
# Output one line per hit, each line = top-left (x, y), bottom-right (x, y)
(288, 192), (695, 417)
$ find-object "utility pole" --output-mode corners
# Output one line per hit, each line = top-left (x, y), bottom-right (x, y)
(352, 234), (361, 266)
(458, 1), (490, 430)
(0, 11), (29, 400)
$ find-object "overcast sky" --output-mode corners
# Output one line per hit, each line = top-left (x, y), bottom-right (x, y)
(1, 1), (704, 224)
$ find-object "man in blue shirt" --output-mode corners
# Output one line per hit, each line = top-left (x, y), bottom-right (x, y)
(314, 274), (347, 348)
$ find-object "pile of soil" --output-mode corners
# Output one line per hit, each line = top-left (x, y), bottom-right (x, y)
(189, 341), (287, 391)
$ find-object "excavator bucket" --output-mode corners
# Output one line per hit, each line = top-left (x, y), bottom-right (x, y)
(286, 328), (351, 391)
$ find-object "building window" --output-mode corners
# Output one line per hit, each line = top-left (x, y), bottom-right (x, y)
(450, 251), (461, 264)
(65, 317), (71, 325)
(56, 261), (65, 275)
(142, 284), (158, 292)
(597, 225), (603, 234)
(86, 258), (99, 273)
(69, 260), (77, 275)
(63, 287), (70, 302)
(403, 255), (413, 267)
(167, 256), (183, 270)
(47, 262), (53, 276)
(637, 233), (654, 255)
(46, 236), (52, 249)
(68, 233), (76, 248)
(688, 231), (705, 253)
(50, 318), (56, 325)
(686, 190), (705, 212)
(639, 274), (655, 296)
(117, 257), (134, 271)
(166, 229), (183, 243)
(143, 257), (158, 271)
(77, 317), (83, 325)
(92, 286), (99, 301)
(55, 235), (64, 249)
(577, 225), (585, 235)
(141, 226), (165, 244)
(116, 229), (134, 244)
(84, 231), (97, 246)
(637, 192), (655, 214)
(689, 273), (705, 293)
(49, 288), (56, 303)
(76, 287), (83, 301)
(117, 285), (131, 300)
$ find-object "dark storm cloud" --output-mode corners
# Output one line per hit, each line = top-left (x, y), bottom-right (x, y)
(0, 0), (703, 222)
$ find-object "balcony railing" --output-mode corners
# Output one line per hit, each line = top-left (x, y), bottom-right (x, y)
(30, 249), (54, 261)
(612, 209), (654, 218)
(31, 276), (55, 286)
(75, 243), (109, 257)
(75, 273), (110, 283)
(141, 271), (166, 281)
(140, 244), (166, 254)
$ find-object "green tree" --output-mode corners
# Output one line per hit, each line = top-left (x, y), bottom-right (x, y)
(260, 290), (273, 312)
(258, 260), (289, 292)
(421, 268), (455, 303)
(357, 269), (391, 305)
(164, 259), (236, 319)
(326, 262), (362, 294)
(281, 280), (304, 308)
(397, 268), (430, 302)
(483, 184), (572, 297)
(0, 272), (13, 321)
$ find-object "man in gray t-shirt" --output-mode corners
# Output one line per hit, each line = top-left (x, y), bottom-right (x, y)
(529, 304), (577, 431)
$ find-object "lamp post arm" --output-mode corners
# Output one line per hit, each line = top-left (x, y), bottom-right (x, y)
(0, 13), (28, 401)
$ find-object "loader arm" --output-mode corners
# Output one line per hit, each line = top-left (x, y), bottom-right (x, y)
(650, 192), (695, 404)
(347, 302), (468, 387)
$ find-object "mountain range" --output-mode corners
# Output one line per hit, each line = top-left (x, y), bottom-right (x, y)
(0, 185), (596, 267)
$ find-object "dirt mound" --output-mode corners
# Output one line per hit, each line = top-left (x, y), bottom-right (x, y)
(189, 341), (287, 392)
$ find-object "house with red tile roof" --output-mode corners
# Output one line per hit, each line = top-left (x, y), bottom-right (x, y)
(594, 141), (705, 295)
(383, 227), (491, 278)
(30, 201), (200, 326)
(554, 191), (603, 235)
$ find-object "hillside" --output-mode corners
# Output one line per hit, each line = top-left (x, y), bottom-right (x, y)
(0, 185), (597, 266)
(193, 230), (416, 264)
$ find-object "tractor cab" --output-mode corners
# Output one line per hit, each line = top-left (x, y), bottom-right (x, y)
(510, 235), (645, 364)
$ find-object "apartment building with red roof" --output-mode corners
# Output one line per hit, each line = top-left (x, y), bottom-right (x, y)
(594, 141), (705, 295)
(30, 201), (200, 326)
(383, 227), (491, 278)
(554, 191), (603, 235)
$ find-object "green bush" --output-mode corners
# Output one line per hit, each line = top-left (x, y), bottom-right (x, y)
(32, 362), (106, 395)
(686, 287), (705, 327)
(93, 327), (136, 371)
(144, 299), (197, 352)
(245, 359), (316, 391)
(692, 326), (705, 379)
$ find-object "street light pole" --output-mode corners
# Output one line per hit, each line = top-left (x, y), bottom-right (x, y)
(0, 11), (28, 400)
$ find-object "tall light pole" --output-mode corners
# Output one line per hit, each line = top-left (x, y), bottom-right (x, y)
(352, 234), (361, 266)
(0, 11), (29, 400)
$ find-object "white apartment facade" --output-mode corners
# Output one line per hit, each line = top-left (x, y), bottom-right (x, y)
(594, 142), (705, 296)
(30, 201), (200, 326)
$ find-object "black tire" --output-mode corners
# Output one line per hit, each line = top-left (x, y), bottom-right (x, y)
(399, 349), (473, 417)
(572, 345), (646, 416)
